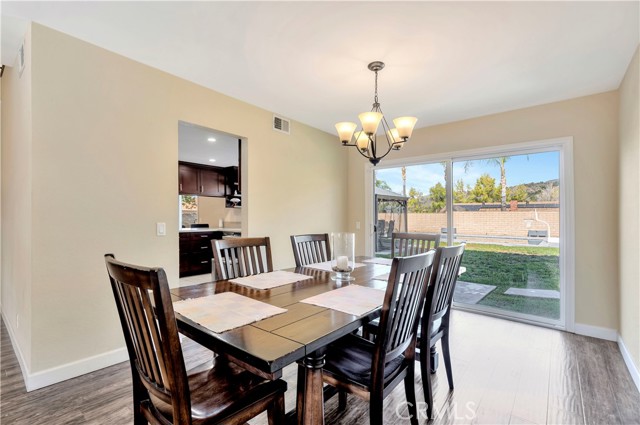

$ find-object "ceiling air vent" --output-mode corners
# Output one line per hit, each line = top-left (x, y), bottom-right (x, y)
(273, 115), (290, 135)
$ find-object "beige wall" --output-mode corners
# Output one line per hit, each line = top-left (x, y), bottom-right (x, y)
(618, 46), (639, 371)
(1, 26), (33, 371)
(348, 91), (620, 330)
(5, 23), (346, 375)
(197, 196), (241, 227)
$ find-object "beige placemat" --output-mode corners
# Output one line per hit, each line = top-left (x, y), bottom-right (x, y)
(302, 260), (366, 272)
(363, 258), (393, 266)
(173, 292), (287, 333)
(229, 270), (313, 290)
(300, 284), (385, 316)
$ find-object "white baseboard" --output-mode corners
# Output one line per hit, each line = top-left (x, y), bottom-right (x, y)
(618, 335), (640, 392)
(574, 323), (618, 341)
(2, 310), (128, 391)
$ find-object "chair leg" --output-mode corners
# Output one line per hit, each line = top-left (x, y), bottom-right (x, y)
(420, 343), (434, 420)
(430, 346), (439, 373)
(338, 390), (347, 411)
(442, 331), (454, 390)
(267, 393), (285, 425)
(403, 364), (419, 425)
(132, 378), (148, 425)
(369, 393), (384, 425)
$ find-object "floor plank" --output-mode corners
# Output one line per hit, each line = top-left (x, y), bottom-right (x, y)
(1, 311), (638, 424)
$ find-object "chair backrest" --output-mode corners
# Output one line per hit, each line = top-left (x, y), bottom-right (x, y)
(422, 244), (466, 338)
(373, 252), (435, 384)
(290, 233), (331, 267)
(213, 237), (273, 280)
(391, 232), (441, 258)
(104, 254), (191, 423)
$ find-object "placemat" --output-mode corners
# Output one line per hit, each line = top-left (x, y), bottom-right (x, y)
(302, 260), (366, 272)
(173, 292), (287, 333)
(300, 284), (385, 316)
(363, 258), (393, 265)
(229, 270), (313, 290)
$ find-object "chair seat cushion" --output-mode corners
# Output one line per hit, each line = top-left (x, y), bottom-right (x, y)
(323, 333), (404, 388)
(151, 357), (286, 425)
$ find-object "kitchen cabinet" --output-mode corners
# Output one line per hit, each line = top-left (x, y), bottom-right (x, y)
(178, 162), (225, 197)
(179, 230), (223, 277)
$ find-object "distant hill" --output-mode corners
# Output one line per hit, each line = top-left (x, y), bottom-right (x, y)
(508, 179), (559, 201)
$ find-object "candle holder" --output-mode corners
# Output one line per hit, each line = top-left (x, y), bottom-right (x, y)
(330, 232), (355, 281)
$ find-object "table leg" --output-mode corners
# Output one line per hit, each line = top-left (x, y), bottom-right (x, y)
(296, 351), (326, 425)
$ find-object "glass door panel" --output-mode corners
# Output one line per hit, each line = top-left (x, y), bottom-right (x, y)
(451, 151), (561, 322)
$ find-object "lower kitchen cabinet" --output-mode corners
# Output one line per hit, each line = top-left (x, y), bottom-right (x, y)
(179, 231), (223, 277)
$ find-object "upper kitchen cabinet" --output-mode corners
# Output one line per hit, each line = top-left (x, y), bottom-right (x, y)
(179, 163), (199, 194)
(178, 162), (226, 197)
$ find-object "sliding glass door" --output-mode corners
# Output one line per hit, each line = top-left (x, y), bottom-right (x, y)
(372, 145), (566, 328)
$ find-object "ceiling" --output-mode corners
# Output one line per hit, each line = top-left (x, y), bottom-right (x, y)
(178, 122), (239, 168)
(2, 2), (638, 134)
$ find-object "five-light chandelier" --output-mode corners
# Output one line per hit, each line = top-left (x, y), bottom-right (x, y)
(335, 61), (417, 166)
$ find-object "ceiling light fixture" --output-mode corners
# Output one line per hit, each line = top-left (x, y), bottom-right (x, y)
(209, 158), (216, 162)
(207, 137), (216, 142)
(335, 61), (417, 166)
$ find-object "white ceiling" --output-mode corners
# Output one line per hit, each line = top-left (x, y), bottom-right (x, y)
(178, 121), (239, 168)
(2, 2), (638, 134)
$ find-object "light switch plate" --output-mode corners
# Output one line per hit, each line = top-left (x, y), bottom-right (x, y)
(356, 221), (361, 230)
(156, 222), (166, 236)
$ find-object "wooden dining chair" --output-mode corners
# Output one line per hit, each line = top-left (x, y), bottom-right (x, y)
(419, 244), (466, 419)
(322, 251), (436, 425)
(104, 254), (286, 425)
(391, 232), (441, 258)
(290, 233), (331, 266)
(212, 237), (273, 280)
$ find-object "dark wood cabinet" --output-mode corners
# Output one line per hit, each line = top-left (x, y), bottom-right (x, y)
(179, 164), (199, 194)
(179, 231), (223, 277)
(178, 162), (226, 197)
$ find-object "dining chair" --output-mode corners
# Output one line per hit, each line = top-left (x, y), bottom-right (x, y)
(391, 232), (441, 258)
(212, 237), (273, 280)
(322, 251), (436, 425)
(419, 244), (465, 419)
(104, 254), (286, 425)
(290, 233), (331, 267)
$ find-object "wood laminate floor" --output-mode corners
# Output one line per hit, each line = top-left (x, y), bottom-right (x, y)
(1, 311), (638, 424)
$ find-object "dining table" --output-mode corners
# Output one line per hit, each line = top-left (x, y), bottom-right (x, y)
(170, 257), (392, 425)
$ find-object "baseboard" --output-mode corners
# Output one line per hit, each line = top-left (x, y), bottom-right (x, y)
(617, 335), (640, 392)
(2, 310), (128, 391)
(1, 310), (31, 392)
(574, 323), (618, 341)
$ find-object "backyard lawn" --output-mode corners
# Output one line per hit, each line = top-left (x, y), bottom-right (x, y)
(459, 243), (560, 319)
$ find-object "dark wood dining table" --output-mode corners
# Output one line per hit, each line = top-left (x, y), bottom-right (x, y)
(170, 258), (391, 425)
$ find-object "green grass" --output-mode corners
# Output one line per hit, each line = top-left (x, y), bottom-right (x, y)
(460, 244), (560, 319)
(376, 242), (561, 319)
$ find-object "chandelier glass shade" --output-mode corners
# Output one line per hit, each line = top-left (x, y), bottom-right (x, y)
(335, 61), (417, 166)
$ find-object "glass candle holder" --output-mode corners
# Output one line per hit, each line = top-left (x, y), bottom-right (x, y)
(330, 232), (355, 281)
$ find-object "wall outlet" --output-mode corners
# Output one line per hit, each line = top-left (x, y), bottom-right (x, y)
(156, 222), (166, 236)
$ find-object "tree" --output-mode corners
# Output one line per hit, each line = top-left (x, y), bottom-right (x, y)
(407, 187), (429, 213)
(470, 174), (500, 203)
(376, 179), (392, 191)
(453, 179), (468, 203)
(428, 182), (446, 212)
(507, 184), (528, 202)
(486, 157), (510, 210)
(538, 181), (559, 201)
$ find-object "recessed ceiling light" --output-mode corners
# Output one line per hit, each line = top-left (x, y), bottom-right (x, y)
(209, 158), (216, 162)
(207, 137), (216, 142)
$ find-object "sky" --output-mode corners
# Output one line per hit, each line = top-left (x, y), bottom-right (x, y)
(375, 151), (560, 194)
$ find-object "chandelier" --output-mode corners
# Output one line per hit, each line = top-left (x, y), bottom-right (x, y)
(335, 61), (417, 166)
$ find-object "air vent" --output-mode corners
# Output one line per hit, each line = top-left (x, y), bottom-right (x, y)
(273, 115), (290, 135)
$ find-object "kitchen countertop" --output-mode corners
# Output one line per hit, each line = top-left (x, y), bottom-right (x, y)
(179, 227), (241, 233)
